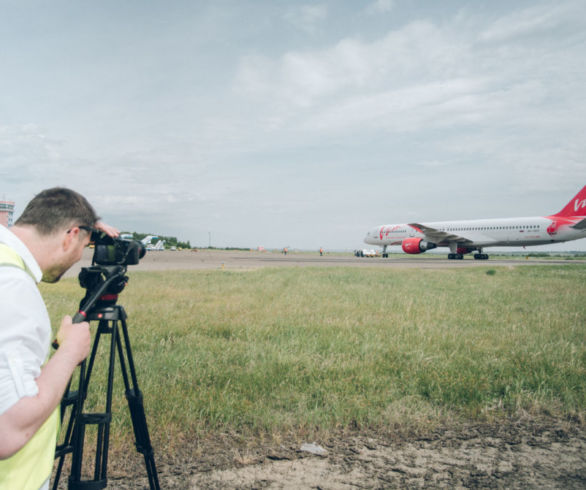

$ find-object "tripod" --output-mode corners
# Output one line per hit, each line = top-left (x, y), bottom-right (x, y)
(52, 266), (159, 489)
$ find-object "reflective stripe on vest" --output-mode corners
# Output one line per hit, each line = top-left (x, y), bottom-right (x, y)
(0, 243), (29, 274)
(0, 243), (59, 490)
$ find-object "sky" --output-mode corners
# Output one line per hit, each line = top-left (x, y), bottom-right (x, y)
(1, 0), (586, 251)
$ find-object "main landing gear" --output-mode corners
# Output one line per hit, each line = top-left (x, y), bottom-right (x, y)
(473, 248), (489, 260)
(447, 247), (489, 260)
(447, 252), (489, 260)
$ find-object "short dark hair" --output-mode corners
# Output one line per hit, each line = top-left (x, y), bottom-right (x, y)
(15, 187), (100, 235)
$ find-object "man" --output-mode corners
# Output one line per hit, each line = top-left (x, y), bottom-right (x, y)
(0, 188), (118, 489)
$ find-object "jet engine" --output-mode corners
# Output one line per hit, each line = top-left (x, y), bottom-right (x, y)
(401, 238), (437, 254)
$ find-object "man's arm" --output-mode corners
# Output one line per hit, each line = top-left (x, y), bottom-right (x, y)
(0, 316), (90, 459)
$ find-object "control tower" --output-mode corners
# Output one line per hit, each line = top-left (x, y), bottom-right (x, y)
(0, 200), (15, 227)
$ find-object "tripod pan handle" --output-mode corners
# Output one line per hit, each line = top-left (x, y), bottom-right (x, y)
(52, 311), (88, 349)
(73, 311), (87, 324)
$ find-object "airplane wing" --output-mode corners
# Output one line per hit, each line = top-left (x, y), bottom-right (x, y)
(571, 218), (586, 229)
(408, 223), (473, 245)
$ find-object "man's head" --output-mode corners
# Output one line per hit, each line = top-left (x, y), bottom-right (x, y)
(14, 188), (100, 283)
(15, 187), (99, 235)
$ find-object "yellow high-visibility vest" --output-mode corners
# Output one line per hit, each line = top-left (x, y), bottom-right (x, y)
(0, 243), (59, 490)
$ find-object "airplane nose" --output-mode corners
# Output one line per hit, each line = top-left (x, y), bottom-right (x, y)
(364, 228), (375, 244)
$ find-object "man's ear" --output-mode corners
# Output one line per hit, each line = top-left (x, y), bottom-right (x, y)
(62, 227), (79, 251)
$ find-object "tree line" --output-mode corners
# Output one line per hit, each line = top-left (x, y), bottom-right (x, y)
(124, 232), (192, 250)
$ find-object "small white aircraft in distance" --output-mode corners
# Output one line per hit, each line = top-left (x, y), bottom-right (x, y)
(141, 235), (165, 251)
(364, 185), (586, 260)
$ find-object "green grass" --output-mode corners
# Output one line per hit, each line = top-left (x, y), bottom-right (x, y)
(40, 265), (586, 452)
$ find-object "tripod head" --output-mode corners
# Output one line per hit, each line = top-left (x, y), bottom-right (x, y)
(50, 264), (130, 350)
(76, 265), (128, 320)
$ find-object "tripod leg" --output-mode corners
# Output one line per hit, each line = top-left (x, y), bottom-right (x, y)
(116, 318), (160, 490)
(126, 389), (160, 490)
(65, 319), (115, 490)
(53, 378), (79, 490)
(53, 322), (102, 490)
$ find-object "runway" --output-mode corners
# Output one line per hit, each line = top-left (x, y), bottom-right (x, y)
(65, 249), (585, 277)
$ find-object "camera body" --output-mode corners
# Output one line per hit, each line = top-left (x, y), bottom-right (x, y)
(91, 231), (146, 266)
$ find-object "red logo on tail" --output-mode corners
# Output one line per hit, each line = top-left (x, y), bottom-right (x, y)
(555, 186), (586, 218)
(573, 198), (586, 214)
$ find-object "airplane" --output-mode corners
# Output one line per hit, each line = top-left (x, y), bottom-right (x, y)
(141, 235), (159, 246)
(364, 185), (586, 260)
(141, 235), (165, 251)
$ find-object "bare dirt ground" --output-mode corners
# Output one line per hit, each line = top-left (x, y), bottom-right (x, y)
(106, 418), (585, 489)
(62, 250), (585, 488)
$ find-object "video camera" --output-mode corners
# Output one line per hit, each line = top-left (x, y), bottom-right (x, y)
(91, 230), (146, 266)
(73, 231), (146, 314)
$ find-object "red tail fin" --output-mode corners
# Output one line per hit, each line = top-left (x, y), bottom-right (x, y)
(553, 185), (586, 217)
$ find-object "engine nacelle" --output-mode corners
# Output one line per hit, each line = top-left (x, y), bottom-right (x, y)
(402, 238), (437, 254)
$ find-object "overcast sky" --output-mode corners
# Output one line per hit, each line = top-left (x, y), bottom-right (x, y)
(1, 0), (585, 251)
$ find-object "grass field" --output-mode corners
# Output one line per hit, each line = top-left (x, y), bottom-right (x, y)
(41, 264), (585, 454)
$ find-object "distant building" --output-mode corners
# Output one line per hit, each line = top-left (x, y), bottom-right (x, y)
(0, 200), (15, 227)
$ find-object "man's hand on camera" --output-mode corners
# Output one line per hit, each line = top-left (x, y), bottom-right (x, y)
(95, 221), (120, 238)
(56, 315), (91, 365)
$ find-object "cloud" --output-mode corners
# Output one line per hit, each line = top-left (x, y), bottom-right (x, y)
(234, 8), (584, 146)
(303, 77), (520, 133)
(235, 21), (455, 107)
(366, 0), (394, 15)
(0, 125), (70, 183)
(234, 20), (482, 134)
(479, 2), (581, 43)
(284, 4), (328, 33)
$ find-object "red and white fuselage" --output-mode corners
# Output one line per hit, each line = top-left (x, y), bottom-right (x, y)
(364, 185), (586, 259)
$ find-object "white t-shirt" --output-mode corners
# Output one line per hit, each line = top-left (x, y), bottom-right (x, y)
(0, 225), (49, 416)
